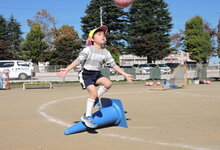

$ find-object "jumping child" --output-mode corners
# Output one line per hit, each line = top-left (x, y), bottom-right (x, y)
(57, 25), (134, 128)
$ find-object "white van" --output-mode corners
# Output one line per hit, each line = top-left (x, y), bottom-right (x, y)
(0, 60), (36, 80)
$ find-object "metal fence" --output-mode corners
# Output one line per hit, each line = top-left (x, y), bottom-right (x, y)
(37, 64), (220, 81)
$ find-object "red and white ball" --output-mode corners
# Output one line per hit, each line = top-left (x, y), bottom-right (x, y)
(113, 0), (134, 8)
(156, 81), (161, 86)
(149, 82), (154, 86)
(145, 82), (149, 86)
(145, 81), (154, 86)
(206, 80), (211, 84)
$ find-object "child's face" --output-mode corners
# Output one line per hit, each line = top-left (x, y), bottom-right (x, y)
(92, 31), (107, 46)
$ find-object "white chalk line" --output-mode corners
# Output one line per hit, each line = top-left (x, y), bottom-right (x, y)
(38, 91), (214, 150)
(100, 133), (211, 150)
(39, 95), (87, 127)
(169, 91), (220, 100)
(149, 89), (220, 100)
(38, 91), (144, 127)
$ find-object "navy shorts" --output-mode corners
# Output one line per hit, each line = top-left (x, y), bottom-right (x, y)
(78, 69), (103, 90)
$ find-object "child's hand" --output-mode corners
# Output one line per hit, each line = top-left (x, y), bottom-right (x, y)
(57, 68), (68, 78)
(124, 74), (134, 84)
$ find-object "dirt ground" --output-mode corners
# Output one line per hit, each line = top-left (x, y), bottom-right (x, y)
(0, 81), (220, 150)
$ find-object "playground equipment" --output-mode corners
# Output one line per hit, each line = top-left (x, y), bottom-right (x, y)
(151, 64), (188, 91)
(64, 98), (128, 135)
(0, 72), (10, 90)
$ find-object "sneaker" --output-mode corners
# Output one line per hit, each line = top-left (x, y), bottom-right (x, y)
(94, 102), (102, 109)
(81, 115), (97, 128)
(94, 98), (102, 109)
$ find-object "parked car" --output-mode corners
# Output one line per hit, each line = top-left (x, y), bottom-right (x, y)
(184, 61), (197, 70)
(106, 65), (116, 75)
(120, 65), (134, 69)
(120, 65), (136, 75)
(139, 64), (150, 74)
(0, 60), (35, 80)
(139, 63), (159, 74)
(133, 64), (144, 74)
(133, 64), (140, 68)
(157, 64), (171, 74)
(165, 63), (180, 72)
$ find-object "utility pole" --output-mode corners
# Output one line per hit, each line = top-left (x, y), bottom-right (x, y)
(218, 19), (220, 76)
(216, 12), (220, 61)
(100, 7), (103, 26)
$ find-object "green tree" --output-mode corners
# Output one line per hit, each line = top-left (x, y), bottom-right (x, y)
(127, 0), (173, 63)
(0, 15), (10, 60)
(169, 31), (184, 51)
(48, 25), (82, 65)
(27, 9), (57, 44)
(20, 23), (49, 66)
(203, 21), (217, 58)
(184, 16), (212, 63)
(81, 0), (128, 51)
(217, 19), (220, 58)
(7, 15), (23, 59)
(106, 45), (121, 64)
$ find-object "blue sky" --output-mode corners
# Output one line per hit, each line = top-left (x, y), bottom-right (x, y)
(0, 0), (90, 36)
(1, 0), (220, 36)
(166, 0), (220, 33)
(0, 0), (220, 63)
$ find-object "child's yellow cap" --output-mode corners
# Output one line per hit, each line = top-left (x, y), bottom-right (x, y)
(88, 25), (108, 38)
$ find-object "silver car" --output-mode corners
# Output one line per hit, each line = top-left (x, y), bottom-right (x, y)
(157, 64), (171, 74)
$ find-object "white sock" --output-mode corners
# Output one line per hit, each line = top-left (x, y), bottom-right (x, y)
(97, 86), (108, 97)
(85, 98), (95, 117)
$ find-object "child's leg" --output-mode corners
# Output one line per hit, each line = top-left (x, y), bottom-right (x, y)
(96, 77), (112, 97)
(85, 85), (97, 117)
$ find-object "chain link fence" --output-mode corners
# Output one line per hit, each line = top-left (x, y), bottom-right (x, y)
(36, 64), (220, 81)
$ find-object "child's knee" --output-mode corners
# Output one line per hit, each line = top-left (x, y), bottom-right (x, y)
(105, 80), (112, 89)
(89, 93), (98, 100)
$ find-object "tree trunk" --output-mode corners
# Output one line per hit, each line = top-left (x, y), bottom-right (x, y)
(147, 56), (152, 63)
(34, 63), (40, 73)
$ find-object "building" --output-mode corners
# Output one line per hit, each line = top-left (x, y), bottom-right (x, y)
(119, 54), (147, 66)
(162, 51), (194, 64)
(119, 51), (195, 66)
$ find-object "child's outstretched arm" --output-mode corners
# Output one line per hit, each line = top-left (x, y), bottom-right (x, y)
(57, 61), (78, 78)
(113, 65), (134, 83)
